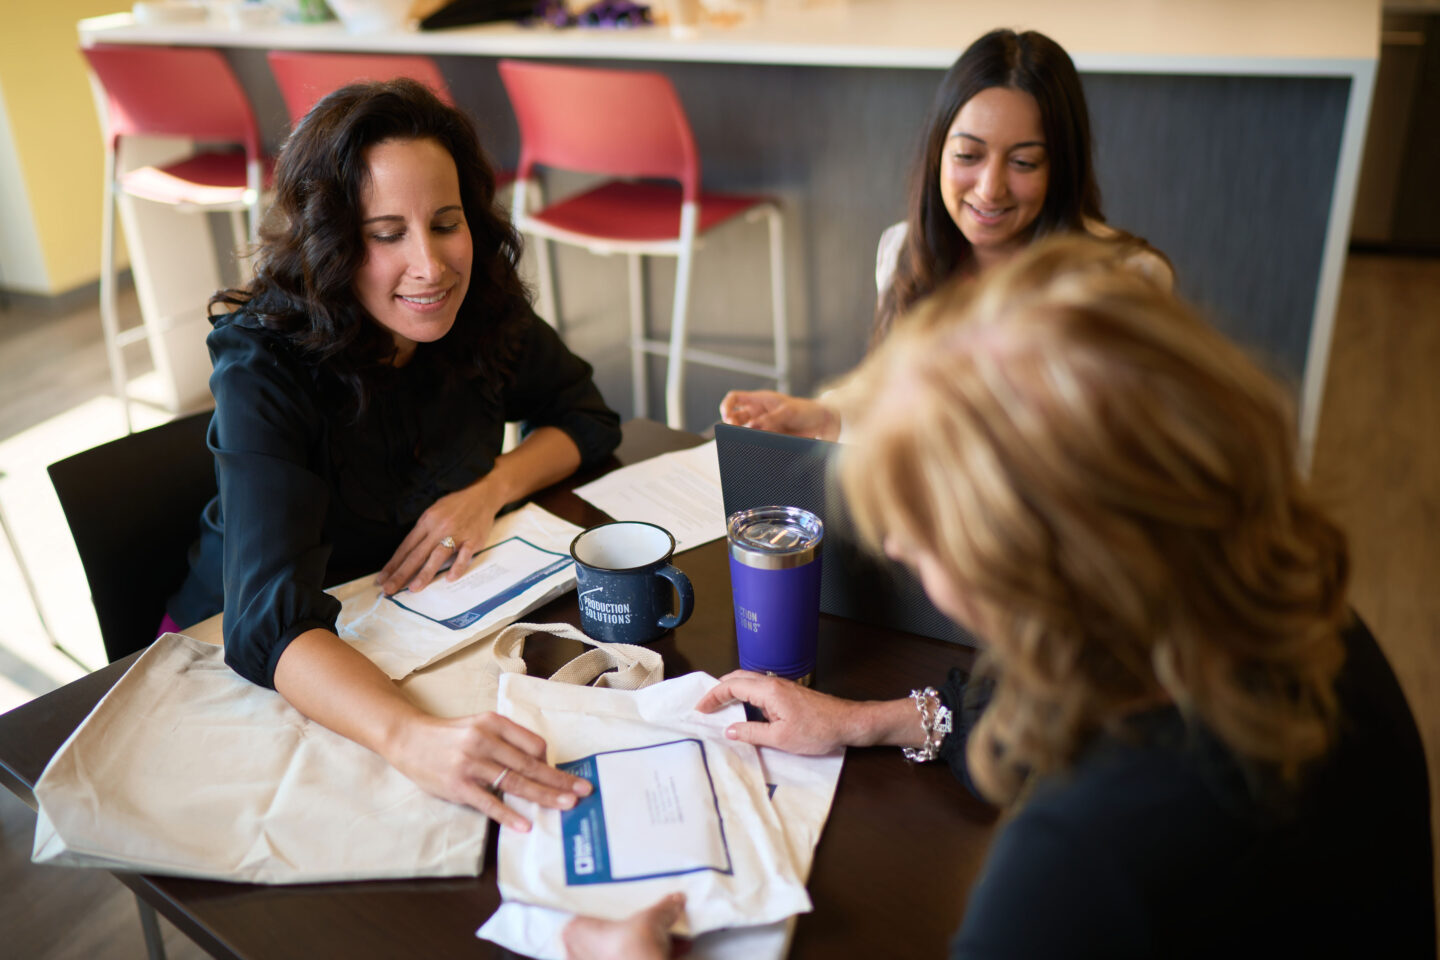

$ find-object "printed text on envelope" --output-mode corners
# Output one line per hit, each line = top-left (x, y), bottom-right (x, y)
(558, 739), (733, 885)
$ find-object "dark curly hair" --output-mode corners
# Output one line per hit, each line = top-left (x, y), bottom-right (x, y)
(211, 78), (528, 416)
(875, 29), (1154, 343)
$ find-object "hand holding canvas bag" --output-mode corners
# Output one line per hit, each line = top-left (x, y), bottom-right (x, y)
(31, 622), (663, 884)
(32, 633), (492, 883)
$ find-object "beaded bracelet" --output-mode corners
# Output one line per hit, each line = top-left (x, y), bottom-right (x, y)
(901, 686), (953, 763)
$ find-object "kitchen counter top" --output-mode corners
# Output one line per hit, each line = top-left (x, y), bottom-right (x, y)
(81, 0), (1379, 75)
(77, 0), (1383, 462)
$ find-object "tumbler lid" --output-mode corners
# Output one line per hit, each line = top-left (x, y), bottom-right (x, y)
(727, 506), (823, 569)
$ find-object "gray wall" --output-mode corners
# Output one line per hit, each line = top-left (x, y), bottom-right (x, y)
(225, 50), (1348, 430)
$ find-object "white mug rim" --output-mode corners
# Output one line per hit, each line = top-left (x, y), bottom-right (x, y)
(570, 521), (676, 573)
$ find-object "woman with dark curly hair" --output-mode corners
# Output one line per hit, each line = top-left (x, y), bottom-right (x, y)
(166, 79), (621, 826)
(721, 28), (1169, 440)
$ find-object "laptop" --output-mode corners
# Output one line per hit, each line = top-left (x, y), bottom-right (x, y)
(714, 423), (975, 647)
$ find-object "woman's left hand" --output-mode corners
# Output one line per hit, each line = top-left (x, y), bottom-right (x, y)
(378, 477), (506, 595)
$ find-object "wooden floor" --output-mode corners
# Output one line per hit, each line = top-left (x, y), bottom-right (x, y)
(0, 253), (1437, 957)
(1308, 253), (1440, 933)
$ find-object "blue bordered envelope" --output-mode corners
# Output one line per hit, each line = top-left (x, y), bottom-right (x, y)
(558, 739), (732, 885)
(333, 504), (583, 680)
(388, 537), (571, 631)
(496, 672), (813, 936)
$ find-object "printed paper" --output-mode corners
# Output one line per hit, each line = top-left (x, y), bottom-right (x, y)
(574, 442), (725, 553)
(559, 739), (732, 885)
(388, 537), (571, 630)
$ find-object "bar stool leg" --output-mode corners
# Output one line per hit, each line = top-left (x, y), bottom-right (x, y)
(663, 204), (700, 431)
(533, 237), (558, 331)
(245, 158), (263, 245)
(627, 253), (648, 420)
(99, 148), (133, 435)
(228, 210), (252, 285)
(135, 895), (169, 960)
(766, 205), (790, 395)
(518, 177), (560, 332)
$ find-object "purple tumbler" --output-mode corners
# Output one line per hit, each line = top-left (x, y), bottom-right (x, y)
(727, 506), (824, 686)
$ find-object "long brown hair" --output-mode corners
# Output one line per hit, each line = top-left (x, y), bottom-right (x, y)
(211, 78), (529, 417)
(876, 29), (1128, 344)
(840, 236), (1347, 804)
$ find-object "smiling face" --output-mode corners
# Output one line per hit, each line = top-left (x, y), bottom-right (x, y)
(939, 86), (1050, 271)
(353, 137), (472, 365)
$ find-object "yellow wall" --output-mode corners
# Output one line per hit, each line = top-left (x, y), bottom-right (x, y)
(0, 2), (127, 295)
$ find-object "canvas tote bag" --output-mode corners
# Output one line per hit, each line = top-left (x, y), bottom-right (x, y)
(491, 668), (818, 938)
(31, 623), (662, 884)
(479, 738), (844, 960)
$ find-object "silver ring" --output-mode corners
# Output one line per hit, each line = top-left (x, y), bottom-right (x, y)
(439, 535), (457, 551)
(490, 767), (511, 795)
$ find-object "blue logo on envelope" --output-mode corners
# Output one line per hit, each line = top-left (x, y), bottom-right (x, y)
(558, 739), (734, 885)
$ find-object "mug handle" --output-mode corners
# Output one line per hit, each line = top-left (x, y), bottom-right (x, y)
(655, 564), (695, 631)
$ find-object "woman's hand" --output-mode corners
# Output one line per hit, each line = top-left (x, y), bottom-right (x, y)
(379, 426), (582, 595)
(563, 894), (686, 960)
(384, 711), (592, 831)
(696, 671), (927, 754)
(378, 476), (506, 595)
(695, 671), (860, 754)
(718, 390), (840, 441)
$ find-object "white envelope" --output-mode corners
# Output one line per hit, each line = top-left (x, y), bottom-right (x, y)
(336, 503), (582, 679)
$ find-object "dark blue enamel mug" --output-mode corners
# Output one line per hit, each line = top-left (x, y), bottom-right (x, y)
(570, 521), (695, 644)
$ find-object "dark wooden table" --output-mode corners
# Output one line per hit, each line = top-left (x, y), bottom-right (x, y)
(0, 419), (996, 959)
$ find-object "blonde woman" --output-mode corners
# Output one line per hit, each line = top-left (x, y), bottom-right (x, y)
(566, 238), (1433, 958)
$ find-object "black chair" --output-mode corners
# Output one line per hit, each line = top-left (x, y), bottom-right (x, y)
(47, 411), (216, 663)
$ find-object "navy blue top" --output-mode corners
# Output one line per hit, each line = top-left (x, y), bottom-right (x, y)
(944, 619), (1434, 959)
(167, 309), (621, 689)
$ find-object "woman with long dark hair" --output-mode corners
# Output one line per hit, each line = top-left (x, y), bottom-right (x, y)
(166, 79), (621, 825)
(720, 28), (1168, 439)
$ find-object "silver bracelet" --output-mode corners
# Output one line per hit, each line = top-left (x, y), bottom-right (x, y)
(902, 686), (953, 763)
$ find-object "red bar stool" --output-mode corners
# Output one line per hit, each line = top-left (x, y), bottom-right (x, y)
(81, 44), (273, 433)
(498, 59), (790, 431)
(269, 50), (455, 122)
(267, 50), (514, 190)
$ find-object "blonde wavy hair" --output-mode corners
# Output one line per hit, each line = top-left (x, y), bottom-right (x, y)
(832, 236), (1349, 805)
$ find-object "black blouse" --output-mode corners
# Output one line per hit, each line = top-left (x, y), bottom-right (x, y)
(945, 618), (1434, 958)
(167, 309), (621, 688)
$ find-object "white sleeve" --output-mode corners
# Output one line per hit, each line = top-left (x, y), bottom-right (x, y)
(875, 221), (908, 298)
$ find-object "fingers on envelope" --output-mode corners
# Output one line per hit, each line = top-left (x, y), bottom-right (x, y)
(446, 541), (476, 581)
(477, 753), (589, 811)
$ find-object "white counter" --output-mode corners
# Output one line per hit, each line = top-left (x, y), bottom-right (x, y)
(82, 0), (1378, 76)
(78, 0), (1383, 462)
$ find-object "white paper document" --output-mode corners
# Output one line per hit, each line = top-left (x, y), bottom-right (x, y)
(334, 504), (583, 679)
(573, 441), (725, 553)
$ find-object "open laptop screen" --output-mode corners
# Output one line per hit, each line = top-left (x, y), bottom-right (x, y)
(714, 423), (974, 647)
